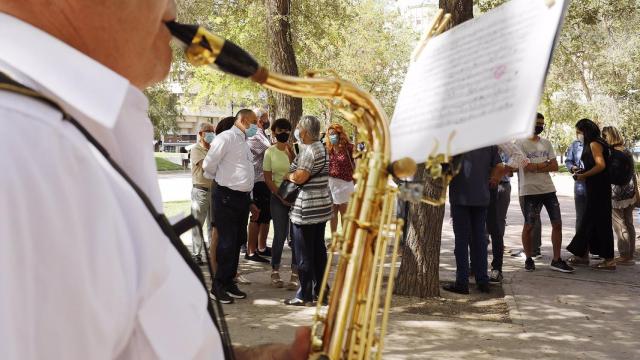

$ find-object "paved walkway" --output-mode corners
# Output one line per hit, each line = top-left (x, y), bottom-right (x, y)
(161, 174), (640, 359)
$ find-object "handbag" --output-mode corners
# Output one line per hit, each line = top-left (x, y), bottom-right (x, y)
(278, 147), (327, 203)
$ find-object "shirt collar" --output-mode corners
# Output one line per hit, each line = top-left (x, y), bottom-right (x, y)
(232, 125), (246, 138)
(0, 12), (134, 129)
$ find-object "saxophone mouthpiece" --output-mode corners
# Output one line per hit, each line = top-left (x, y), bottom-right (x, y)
(165, 21), (200, 48)
(165, 21), (264, 81)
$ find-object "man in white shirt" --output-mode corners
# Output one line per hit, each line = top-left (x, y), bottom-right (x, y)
(0, 1), (307, 359)
(203, 109), (260, 304)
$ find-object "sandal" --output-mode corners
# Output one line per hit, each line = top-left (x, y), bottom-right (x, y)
(286, 273), (299, 291)
(591, 259), (616, 271)
(567, 255), (589, 266)
(271, 271), (284, 288)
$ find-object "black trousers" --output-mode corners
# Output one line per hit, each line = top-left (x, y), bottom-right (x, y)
(213, 186), (250, 289)
(291, 222), (328, 302)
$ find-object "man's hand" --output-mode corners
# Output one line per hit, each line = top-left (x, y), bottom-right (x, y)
(249, 204), (260, 222)
(235, 327), (311, 360)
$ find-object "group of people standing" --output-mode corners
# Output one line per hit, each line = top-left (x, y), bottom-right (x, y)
(188, 108), (357, 306)
(444, 113), (637, 295)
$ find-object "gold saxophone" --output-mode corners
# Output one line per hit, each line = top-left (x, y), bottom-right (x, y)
(167, 21), (419, 359)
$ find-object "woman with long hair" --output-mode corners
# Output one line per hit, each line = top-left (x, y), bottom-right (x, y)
(567, 119), (616, 270)
(325, 123), (355, 234)
(602, 126), (636, 265)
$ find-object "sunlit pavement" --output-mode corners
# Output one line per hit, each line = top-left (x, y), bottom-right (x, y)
(159, 172), (640, 359)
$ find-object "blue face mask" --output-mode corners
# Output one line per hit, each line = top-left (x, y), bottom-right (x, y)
(246, 123), (258, 138)
(294, 128), (301, 142)
(329, 134), (339, 145)
(204, 132), (215, 144)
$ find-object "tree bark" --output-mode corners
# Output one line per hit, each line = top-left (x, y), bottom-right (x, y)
(394, 0), (473, 298)
(265, 0), (303, 129)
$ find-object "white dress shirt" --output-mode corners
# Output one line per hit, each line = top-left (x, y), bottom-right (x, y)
(0, 13), (223, 359)
(203, 125), (255, 192)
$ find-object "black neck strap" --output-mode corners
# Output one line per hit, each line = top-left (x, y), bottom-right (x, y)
(0, 72), (234, 360)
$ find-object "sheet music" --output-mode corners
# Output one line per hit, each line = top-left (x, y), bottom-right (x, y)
(390, 0), (568, 162)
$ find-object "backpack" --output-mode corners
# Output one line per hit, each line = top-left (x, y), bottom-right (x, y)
(607, 147), (634, 186)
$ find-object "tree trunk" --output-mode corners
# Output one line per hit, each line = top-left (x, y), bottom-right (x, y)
(394, 0), (473, 298)
(265, 0), (303, 129)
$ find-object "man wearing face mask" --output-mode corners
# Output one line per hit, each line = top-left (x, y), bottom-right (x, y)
(515, 113), (574, 273)
(565, 131), (586, 233)
(190, 122), (216, 265)
(246, 107), (273, 263)
(203, 109), (261, 304)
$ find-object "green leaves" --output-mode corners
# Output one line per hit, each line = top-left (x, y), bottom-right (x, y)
(169, 0), (416, 125)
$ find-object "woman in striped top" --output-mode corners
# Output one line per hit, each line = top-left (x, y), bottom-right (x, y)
(284, 115), (332, 306)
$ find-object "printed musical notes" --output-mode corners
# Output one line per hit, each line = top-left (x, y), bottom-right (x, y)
(390, 0), (568, 162)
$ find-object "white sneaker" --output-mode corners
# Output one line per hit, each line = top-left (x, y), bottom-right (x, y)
(235, 274), (251, 285)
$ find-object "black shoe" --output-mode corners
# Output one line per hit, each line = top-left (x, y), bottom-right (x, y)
(226, 284), (247, 299)
(525, 257), (535, 272)
(192, 254), (204, 265)
(284, 298), (310, 306)
(257, 247), (272, 257)
(210, 288), (234, 304)
(533, 250), (542, 260)
(550, 259), (575, 273)
(489, 269), (503, 283)
(442, 282), (469, 295)
(240, 244), (247, 254)
(477, 283), (490, 293)
(245, 253), (270, 263)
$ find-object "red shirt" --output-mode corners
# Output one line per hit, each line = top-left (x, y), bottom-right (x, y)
(328, 143), (354, 182)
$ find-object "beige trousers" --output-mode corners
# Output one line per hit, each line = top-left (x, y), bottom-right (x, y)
(612, 205), (636, 258)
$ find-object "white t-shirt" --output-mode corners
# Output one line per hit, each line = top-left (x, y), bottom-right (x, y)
(515, 137), (557, 196)
(0, 13), (223, 359)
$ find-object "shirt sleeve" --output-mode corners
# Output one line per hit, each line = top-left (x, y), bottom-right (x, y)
(202, 135), (226, 180)
(297, 146), (315, 173)
(263, 148), (272, 172)
(490, 146), (501, 167)
(190, 147), (205, 167)
(498, 141), (529, 168)
(564, 143), (575, 168)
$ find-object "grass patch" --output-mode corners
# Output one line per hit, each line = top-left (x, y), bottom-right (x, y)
(155, 157), (183, 172)
(163, 200), (191, 219)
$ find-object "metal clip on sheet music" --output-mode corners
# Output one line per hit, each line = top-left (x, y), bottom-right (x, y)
(397, 131), (459, 206)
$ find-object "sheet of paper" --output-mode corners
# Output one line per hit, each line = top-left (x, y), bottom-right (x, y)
(390, 0), (568, 162)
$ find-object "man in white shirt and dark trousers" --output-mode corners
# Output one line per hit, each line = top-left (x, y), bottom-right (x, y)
(0, 1), (308, 358)
(204, 109), (260, 304)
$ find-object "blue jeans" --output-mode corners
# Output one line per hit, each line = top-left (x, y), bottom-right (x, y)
(451, 205), (489, 287)
(575, 180), (587, 232)
(291, 222), (328, 302)
(270, 194), (296, 270)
